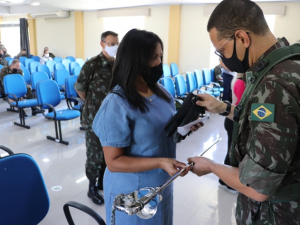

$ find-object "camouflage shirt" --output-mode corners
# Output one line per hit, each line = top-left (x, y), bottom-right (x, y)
(0, 66), (23, 92)
(74, 52), (114, 130)
(0, 58), (8, 66)
(232, 37), (300, 224)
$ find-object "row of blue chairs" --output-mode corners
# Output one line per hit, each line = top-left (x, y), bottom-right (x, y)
(3, 73), (82, 145)
(161, 68), (223, 102)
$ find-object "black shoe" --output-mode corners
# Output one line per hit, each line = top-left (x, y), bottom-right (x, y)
(88, 183), (104, 205)
(31, 107), (44, 116)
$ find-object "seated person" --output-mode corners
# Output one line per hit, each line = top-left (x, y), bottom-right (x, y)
(0, 59), (42, 116)
(40, 50), (53, 65)
(16, 49), (28, 59)
(0, 49), (8, 67)
(44, 47), (55, 58)
(3, 48), (11, 58)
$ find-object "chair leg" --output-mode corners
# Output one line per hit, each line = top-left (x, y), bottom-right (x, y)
(14, 108), (30, 129)
(7, 106), (19, 113)
(46, 120), (69, 145)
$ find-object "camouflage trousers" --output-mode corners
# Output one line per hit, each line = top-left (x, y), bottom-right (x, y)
(85, 129), (106, 180)
(25, 85), (33, 99)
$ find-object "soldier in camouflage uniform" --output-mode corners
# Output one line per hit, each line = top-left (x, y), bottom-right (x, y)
(0, 49), (8, 67)
(0, 59), (42, 116)
(74, 31), (119, 205)
(188, 0), (300, 224)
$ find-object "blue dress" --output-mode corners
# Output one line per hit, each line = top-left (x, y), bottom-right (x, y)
(92, 85), (176, 225)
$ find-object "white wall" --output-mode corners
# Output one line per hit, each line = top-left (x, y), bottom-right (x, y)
(83, 6), (170, 63)
(36, 11), (76, 58)
(179, 5), (211, 73)
(178, 2), (300, 74)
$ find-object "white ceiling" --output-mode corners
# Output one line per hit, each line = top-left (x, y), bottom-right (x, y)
(0, 0), (298, 14)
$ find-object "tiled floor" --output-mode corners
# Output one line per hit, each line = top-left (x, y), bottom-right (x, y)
(0, 99), (237, 225)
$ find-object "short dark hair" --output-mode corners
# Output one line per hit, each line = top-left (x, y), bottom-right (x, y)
(101, 31), (118, 42)
(22, 48), (27, 51)
(11, 59), (20, 66)
(110, 29), (170, 113)
(207, 0), (269, 40)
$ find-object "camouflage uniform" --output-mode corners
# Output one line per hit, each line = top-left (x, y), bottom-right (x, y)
(231, 37), (300, 224)
(3, 53), (11, 58)
(74, 52), (114, 180)
(0, 58), (8, 66)
(0, 66), (32, 99)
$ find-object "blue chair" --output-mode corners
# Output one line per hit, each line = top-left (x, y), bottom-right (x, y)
(186, 72), (197, 93)
(3, 74), (39, 129)
(36, 79), (81, 145)
(19, 56), (27, 66)
(66, 56), (76, 62)
(29, 61), (40, 74)
(62, 59), (71, 74)
(32, 56), (40, 62)
(24, 58), (34, 69)
(54, 63), (66, 71)
(54, 69), (70, 96)
(46, 60), (56, 77)
(5, 57), (12, 62)
(8, 59), (14, 66)
(53, 57), (62, 63)
(170, 63), (180, 77)
(210, 68), (224, 92)
(37, 65), (51, 79)
(73, 66), (81, 76)
(160, 77), (183, 109)
(0, 145), (106, 225)
(163, 64), (171, 77)
(76, 58), (85, 67)
(28, 54), (34, 58)
(70, 62), (80, 75)
(202, 68), (221, 92)
(65, 75), (82, 110)
(194, 70), (213, 95)
(31, 72), (49, 92)
(174, 75), (188, 98)
(22, 67), (31, 85)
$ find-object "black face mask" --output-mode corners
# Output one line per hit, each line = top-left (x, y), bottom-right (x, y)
(12, 69), (18, 73)
(221, 36), (250, 73)
(0, 54), (3, 58)
(141, 63), (163, 84)
(3, 51), (6, 55)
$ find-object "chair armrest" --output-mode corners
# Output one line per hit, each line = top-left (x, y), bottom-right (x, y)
(66, 97), (84, 111)
(63, 201), (106, 225)
(6, 93), (18, 107)
(40, 103), (56, 119)
(0, 145), (14, 157)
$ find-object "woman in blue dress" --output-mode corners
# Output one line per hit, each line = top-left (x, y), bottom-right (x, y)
(93, 29), (195, 225)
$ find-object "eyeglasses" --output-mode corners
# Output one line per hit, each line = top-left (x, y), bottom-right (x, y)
(214, 34), (235, 58)
(102, 41), (118, 47)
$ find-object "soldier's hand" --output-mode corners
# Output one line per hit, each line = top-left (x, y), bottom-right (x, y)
(187, 156), (213, 177)
(196, 94), (226, 114)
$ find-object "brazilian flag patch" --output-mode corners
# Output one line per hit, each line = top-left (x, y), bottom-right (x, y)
(251, 103), (275, 122)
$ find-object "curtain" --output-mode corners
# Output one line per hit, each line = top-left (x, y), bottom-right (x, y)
(19, 18), (30, 55)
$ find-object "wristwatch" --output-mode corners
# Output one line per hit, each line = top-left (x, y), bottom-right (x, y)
(219, 100), (231, 116)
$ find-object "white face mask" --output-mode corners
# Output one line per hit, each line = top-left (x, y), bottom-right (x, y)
(45, 53), (49, 57)
(105, 45), (118, 57)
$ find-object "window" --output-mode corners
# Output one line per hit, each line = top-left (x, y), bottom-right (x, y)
(209, 15), (276, 69)
(1, 21), (20, 57)
(103, 16), (145, 41)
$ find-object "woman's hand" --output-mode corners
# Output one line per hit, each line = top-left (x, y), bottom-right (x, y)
(159, 158), (190, 177)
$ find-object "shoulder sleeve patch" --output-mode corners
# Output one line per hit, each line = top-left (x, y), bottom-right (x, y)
(251, 103), (275, 122)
